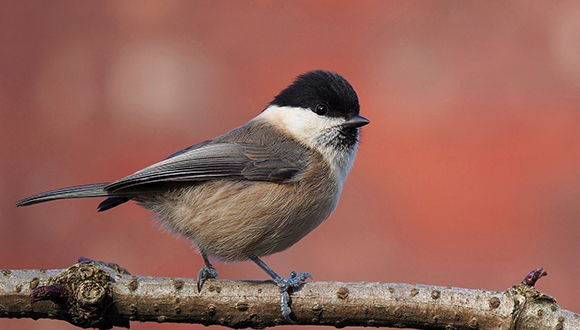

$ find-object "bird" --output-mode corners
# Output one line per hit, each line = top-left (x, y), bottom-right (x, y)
(16, 70), (369, 323)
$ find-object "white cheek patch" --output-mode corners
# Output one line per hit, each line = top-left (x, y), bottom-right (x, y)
(256, 105), (357, 188)
(257, 105), (345, 149)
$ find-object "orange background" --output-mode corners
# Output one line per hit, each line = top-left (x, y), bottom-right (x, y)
(2, 1), (580, 329)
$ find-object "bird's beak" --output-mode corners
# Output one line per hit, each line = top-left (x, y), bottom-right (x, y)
(343, 115), (370, 128)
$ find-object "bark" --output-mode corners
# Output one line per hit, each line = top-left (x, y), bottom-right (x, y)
(0, 260), (578, 329)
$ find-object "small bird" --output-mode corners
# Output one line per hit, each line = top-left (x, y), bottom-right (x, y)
(16, 70), (369, 323)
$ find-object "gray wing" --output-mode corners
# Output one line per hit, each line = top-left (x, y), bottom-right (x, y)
(104, 141), (309, 194)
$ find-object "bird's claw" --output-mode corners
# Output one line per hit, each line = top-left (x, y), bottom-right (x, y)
(274, 271), (313, 324)
(197, 266), (218, 292)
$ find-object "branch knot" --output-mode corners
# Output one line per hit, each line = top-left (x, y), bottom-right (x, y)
(58, 262), (116, 328)
(30, 261), (128, 329)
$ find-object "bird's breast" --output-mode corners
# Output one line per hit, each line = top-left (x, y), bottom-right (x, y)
(138, 161), (340, 262)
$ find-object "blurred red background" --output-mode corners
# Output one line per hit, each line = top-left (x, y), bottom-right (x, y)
(2, 1), (580, 329)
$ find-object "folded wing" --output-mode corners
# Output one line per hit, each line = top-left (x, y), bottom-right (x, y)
(104, 141), (309, 194)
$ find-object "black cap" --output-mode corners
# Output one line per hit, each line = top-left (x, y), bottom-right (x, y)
(271, 70), (360, 120)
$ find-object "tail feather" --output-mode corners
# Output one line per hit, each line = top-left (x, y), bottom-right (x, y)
(97, 196), (130, 212)
(15, 183), (113, 207)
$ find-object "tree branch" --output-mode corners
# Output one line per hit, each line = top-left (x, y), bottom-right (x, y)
(0, 260), (578, 329)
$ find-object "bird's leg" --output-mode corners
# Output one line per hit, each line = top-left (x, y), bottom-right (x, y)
(197, 252), (219, 292)
(250, 255), (312, 324)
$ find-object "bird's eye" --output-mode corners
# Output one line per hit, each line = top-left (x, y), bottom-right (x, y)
(314, 104), (328, 115)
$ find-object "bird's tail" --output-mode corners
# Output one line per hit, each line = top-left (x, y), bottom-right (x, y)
(15, 183), (112, 207)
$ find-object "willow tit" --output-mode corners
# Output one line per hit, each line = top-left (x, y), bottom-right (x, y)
(16, 70), (369, 323)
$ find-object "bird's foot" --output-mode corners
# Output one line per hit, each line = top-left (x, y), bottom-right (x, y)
(274, 271), (313, 324)
(197, 266), (218, 292)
